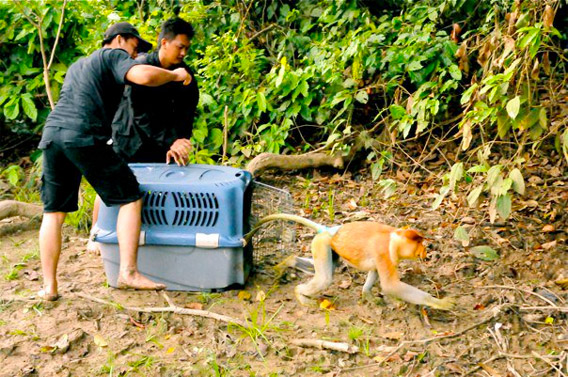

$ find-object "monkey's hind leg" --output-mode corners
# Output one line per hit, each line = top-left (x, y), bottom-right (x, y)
(361, 270), (378, 302)
(295, 232), (333, 306)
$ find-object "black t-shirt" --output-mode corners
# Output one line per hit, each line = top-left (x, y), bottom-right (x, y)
(40, 48), (139, 147)
(111, 50), (199, 162)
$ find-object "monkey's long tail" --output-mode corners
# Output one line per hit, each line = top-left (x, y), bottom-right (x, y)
(243, 213), (325, 246)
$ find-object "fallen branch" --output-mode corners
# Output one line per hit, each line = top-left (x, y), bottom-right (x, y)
(518, 305), (568, 312)
(291, 338), (359, 354)
(76, 292), (247, 328)
(480, 284), (562, 306)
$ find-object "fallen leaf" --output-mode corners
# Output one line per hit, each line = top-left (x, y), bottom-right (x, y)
(403, 351), (418, 362)
(319, 299), (336, 310)
(474, 303), (486, 310)
(238, 291), (251, 301)
(338, 279), (351, 289)
(346, 199), (358, 210)
(381, 331), (403, 340)
(542, 224), (555, 232)
(255, 290), (266, 302)
(93, 333), (108, 348)
(53, 334), (69, 353)
(129, 316), (145, 328)
(166, 347), (175, 354)
(528, 176), (543, 184)
(446, 363), (465, 374)
(541, 240), (557, 250)
(40, 346), (56, 353)
(554, 278), (568, 289)
(22, 270), (39, 281)
(470, 245), (499, 261)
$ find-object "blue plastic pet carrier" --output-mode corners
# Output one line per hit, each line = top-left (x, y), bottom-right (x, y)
(94, 163), (253, 291)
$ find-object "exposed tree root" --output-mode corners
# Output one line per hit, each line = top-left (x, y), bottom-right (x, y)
(246, 152), (345, 177)
(0, 200), (42, 219)
(0, 200), (43, 237)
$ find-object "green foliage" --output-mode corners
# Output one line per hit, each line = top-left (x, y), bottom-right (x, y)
(0, 0), (565, 223)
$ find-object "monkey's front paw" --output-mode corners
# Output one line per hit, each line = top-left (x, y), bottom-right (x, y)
(430, 297), (455, 311)
(361, 290), (374, 303)
(294, 286), (318, 307)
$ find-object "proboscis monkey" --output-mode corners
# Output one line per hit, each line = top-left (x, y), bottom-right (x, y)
(245, 214), (454, 310)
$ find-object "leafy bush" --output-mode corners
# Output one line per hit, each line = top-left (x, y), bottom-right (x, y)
(0, 0), (565, 226)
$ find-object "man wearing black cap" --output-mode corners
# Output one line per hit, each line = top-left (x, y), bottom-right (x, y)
(88, 19), (199, 253)
(37, 22), (190, 300)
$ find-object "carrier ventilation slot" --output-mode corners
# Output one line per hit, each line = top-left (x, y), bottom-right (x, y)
(172, 191), (219, 227)
(142, 191), (169, 226)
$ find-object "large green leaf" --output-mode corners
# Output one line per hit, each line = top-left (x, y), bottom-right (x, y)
(21, 94), (37, 121)
(509, 168), (525, 195)
(470, 246), (499, 261)
(496, 194), (512, 219)
(506, 96), (520, 119)
(4, 99), (19, 120)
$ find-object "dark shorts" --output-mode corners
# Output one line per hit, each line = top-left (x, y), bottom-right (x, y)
(40, 141), (143, 213)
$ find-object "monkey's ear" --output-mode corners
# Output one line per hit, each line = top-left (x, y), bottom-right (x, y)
(398, 229), (424, 242)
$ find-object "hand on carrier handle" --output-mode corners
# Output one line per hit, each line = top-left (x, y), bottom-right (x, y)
(172, 67), (192, 85)
(166, 138), (192, 166)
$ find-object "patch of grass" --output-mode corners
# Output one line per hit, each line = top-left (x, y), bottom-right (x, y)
(4, 267), (20, 281)
(348, 326), (371, 356)
(206, 353), (228, 377)
(99, 350), (116, 375)
(228, 298), (285, 359)
(145, 316), (168, 349)
(197, 292), (225, 310)
(21, 248), (39, 263)
(128, 354), (156, 370)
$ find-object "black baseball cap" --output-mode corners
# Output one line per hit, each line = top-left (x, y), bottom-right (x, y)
(102, 22), (153, 53)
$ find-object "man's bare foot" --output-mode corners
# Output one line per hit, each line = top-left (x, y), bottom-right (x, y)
(116, 271), (166, 290)
(38, 289), (60, 301)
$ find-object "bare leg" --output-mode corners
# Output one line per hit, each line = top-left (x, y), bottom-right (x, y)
(92, 195), (101, 225)
(39, 212), (67, 300)
(295, 232), (333, 305)
(86, 195), (101, 253)
(115, 198), (166, 290)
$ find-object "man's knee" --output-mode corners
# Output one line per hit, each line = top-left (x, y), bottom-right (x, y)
(42, 211), (67, 226)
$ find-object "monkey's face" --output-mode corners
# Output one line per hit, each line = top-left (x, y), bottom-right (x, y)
(415, 242), (427, 260)
(395, 229), (427, 260)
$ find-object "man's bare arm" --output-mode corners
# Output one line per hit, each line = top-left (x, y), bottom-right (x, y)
(126, 65), (191, 87)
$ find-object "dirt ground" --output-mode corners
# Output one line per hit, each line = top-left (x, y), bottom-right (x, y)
(0, 163), (567, 377)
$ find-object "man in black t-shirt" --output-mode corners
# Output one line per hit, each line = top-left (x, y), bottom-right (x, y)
(88, 18), (198, 253)
(38, 22), (191, 301)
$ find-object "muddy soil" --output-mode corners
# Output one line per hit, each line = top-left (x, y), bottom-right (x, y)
(0, 166), (566, 377)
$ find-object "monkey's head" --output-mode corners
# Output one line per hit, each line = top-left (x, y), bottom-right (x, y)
(394, 229), (426, 260)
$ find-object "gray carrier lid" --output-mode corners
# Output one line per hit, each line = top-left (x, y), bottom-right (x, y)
(94, 163), (252, 248)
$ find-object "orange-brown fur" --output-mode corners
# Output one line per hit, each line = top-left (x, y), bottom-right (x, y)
(250, 215), (453, 310)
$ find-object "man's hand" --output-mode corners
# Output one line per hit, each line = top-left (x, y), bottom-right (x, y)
(172, 67), (192, 85)
(166, 138), (192, 166)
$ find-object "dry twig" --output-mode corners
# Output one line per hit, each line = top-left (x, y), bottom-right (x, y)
(291, 339), (359, 354)
(76, 292), (247, 327)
